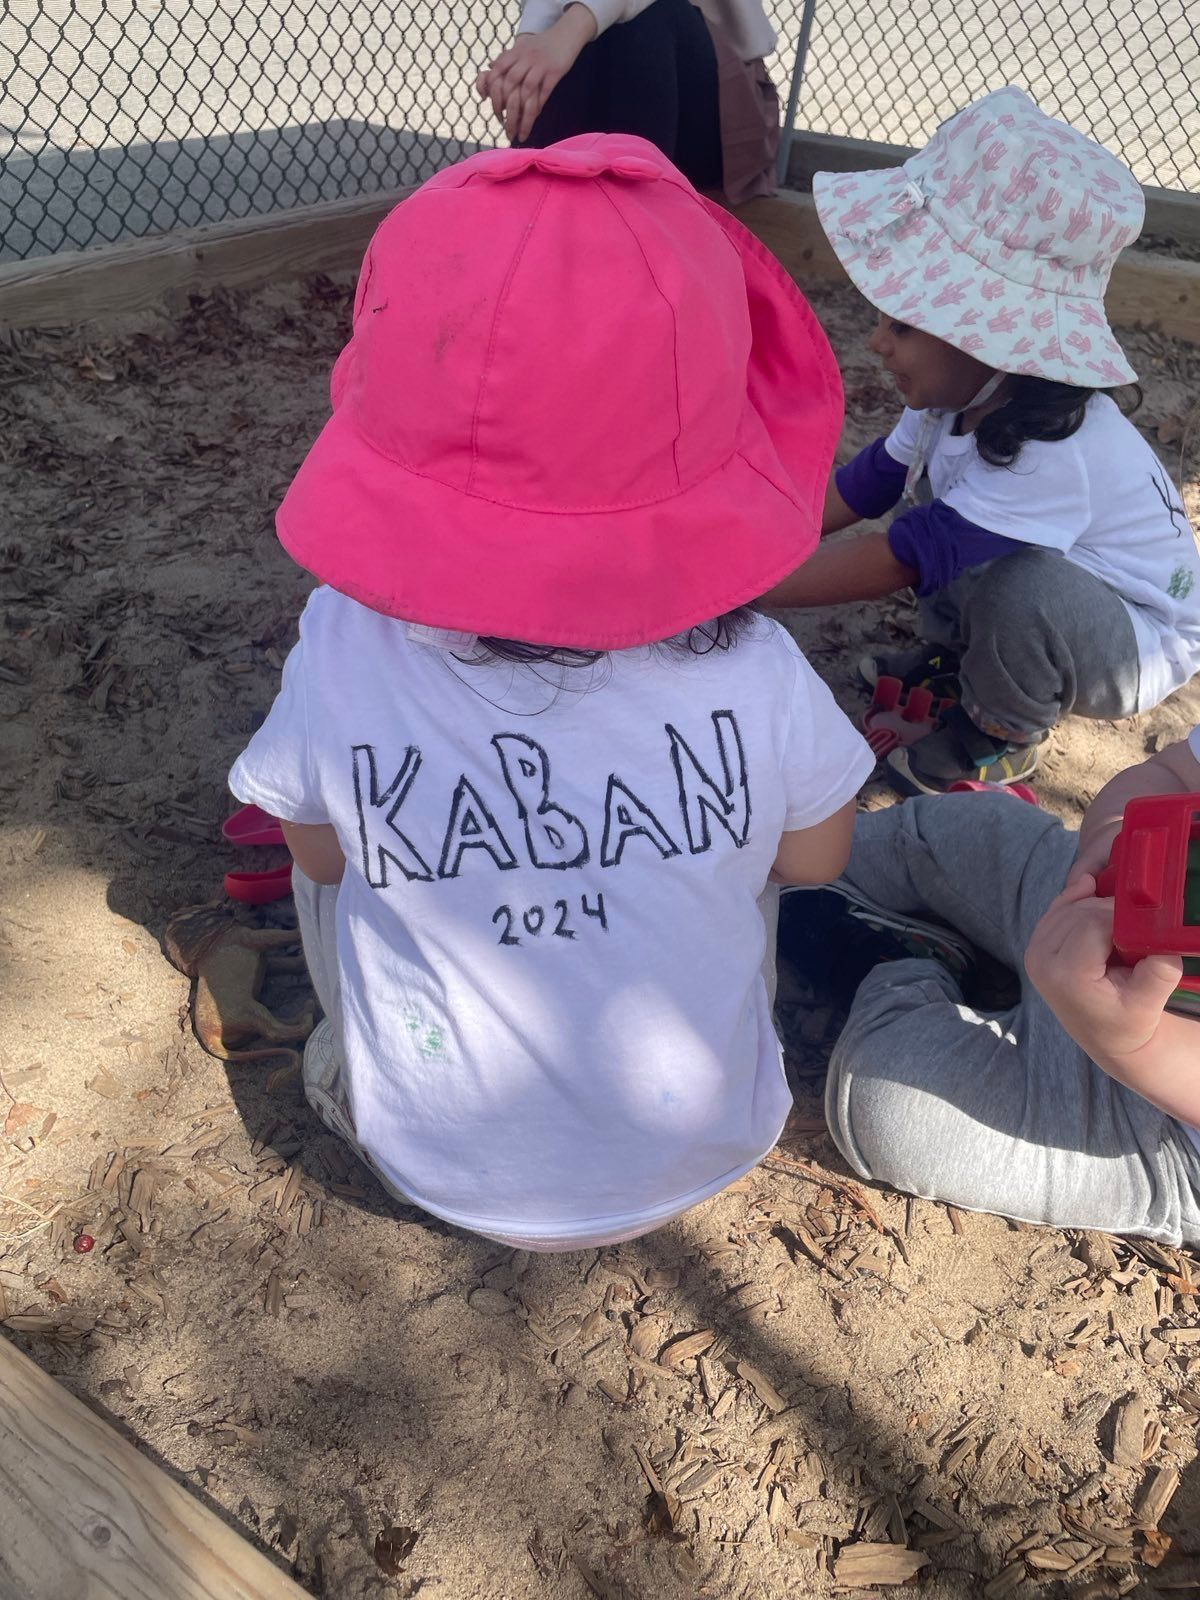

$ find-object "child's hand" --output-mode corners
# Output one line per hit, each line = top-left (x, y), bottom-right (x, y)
(475, 7), (595, 143)
(1065, 819), (1122, 887)
(1025, 874), (1183, 1060)
(1067, 735), (1200, 888)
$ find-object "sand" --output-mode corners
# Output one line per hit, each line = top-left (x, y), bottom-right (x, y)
(1, 275), (1199, 1599)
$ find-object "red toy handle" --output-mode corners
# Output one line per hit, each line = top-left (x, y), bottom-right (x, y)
(222, 803), (287, 848)
(224, 863), (294, 905)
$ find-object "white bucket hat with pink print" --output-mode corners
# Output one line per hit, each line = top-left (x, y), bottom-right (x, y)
(814, 87), (1143, 386)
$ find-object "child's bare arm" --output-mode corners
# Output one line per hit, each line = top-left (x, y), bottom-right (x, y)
(1026, 874), (1200, 1128)
(761, 531), (916, 609)
(821, 476), (860, 537)
(281, 820), (346, 886)
(770, 798), (857, 886)
(1072, 738), (1200, 882)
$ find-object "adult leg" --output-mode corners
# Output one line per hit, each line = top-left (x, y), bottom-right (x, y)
(665, 0), (722, 190)
(593, 2), (683, 160)
(522, 27), (602, 148)
(528, 0), (721, 186)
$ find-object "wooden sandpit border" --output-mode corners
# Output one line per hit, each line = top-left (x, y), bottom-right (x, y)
(0, 1335), (308, 1599)
(1, 188), (1199, 344)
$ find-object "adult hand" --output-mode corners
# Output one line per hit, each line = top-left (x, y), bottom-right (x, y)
(1025, 873), (1182, 1060)
(475, 6), (596, 144)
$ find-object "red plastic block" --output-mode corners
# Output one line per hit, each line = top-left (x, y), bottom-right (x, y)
(861, 676), (955, 759)
(1095, 792), (1200, 1017)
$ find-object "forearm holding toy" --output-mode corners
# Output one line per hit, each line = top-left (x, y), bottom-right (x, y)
(1072, 739), (1200, 883)
(1026, 873), (1200, 1127)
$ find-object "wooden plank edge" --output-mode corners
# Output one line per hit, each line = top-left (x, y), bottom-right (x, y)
(782, 129), (1200, 245)
(734, 192), (1200, 345)
(2, 181), (1197, 346)
(0, 186), (412, 330)
(0, 1336), (309, 1600)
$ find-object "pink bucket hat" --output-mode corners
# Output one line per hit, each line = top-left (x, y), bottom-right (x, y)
(277, 134), (842, 648)
(814, 87), (1143, 387)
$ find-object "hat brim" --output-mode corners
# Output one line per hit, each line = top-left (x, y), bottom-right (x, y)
(814, 169), (1137, 388)
(277, 205), (843, 649)
(280, 410), (827, 650)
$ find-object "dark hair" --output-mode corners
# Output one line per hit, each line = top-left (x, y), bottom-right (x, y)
(975, 376), (1142, 468)
(461, 606), (761, 668)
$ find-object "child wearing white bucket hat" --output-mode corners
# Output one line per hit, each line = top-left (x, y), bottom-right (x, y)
(764, 87), (1200, 796)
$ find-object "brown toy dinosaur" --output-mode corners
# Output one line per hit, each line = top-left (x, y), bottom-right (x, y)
(164, 905), (316, 1069)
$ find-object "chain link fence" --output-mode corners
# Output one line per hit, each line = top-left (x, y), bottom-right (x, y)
(1, 0), (511, 262)
(784, 0), (1199, 198)
(2, 0), (1197, 265)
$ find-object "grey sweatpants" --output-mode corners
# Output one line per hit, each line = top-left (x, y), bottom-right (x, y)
(825, 795), (1200, 1246)
(919, 547), (1142, 741)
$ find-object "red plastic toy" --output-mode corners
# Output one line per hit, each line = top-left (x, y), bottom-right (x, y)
(221, 803), (286, 848)
(1095, 792), (1200, 1018)
(222, 804), (293, 904)
(861, 676), (955, 759)
(224, 862), (294, 905)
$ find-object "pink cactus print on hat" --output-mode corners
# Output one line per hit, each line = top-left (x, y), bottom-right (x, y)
(812, 86), (1142, 386)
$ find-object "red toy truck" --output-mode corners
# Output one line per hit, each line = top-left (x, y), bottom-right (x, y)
(1095, 792), (1200, 1018)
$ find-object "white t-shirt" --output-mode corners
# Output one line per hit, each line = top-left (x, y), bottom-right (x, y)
(518, 0), (778, 64)
(230, 589), (873, 1246)
(886, 396), (1200, 713)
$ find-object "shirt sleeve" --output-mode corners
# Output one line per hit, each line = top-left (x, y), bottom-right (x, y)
(580, 0), (656, 30)
(1189, 726), (1200, 764)
(944, 434), (1090, 552)
(882, 407), (925, 467)
(778, 642), (875, 831)
(516, 0), (565, 33)
(228, 627), (329, 825)
(520, 0), (653, 34)
(887, 499), (1029, 597)
(835, 437), (908, 520)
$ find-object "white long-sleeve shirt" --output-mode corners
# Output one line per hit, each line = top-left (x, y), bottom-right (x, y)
(517, 0), (777, 64)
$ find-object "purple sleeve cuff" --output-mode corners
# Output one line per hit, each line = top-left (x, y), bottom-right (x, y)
(888, 500), (1027, 597)
(835, 437), (908, 520)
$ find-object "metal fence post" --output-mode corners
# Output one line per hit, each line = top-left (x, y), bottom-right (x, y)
(776, 0), (818, 185)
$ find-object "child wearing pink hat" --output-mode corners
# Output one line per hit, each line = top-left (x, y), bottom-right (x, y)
(765, 88), (1200, 796)
(229, 136), (873, 1251)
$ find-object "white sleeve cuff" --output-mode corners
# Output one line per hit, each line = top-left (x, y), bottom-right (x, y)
(517, 0), (565, 33)
(576, 0), (633, 36)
